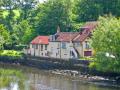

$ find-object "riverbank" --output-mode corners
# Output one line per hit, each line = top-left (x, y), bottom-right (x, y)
(49, 69), (120, 88)
(0, 62), (120, 88)
(0, 53), (120, 87)
(1, 64), (119, 90)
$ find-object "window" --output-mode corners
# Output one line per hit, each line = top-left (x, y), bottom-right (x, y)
(85, 41), (90, 49)
(62, 42), (66, 49)
(45, 53), (47, 56)
(74, 43), (80, 47)
(36, 44), (38, 49)
(32, 45), (34, 48)
(41, 45), (43, 51)
(45, 45), (47, 50)
(61, 42), (66, 49)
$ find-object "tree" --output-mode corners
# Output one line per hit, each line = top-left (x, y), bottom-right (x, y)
(76, 0), (120, 22)
(16, 0), (38, 20)
(33, 0), (77, 35)
(0, 24), (10, 49)
(91, 16), (120, 73)
(76, 0), (102, 22)
(13, 20), (36, 44)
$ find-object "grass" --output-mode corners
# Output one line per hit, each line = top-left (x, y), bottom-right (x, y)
(80, 57), (95, 61)
(0, 50), (24, 60)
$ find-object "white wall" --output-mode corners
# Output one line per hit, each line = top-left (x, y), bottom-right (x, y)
(39, 44), (48, 57)
(48, 42), (71, 59)
(28, 40), (92, 59)
(48, 42), (60, 58)
(30, 44), (35, 56)
(73, 42), (83, 57)
(29, 44), (48, 57)
(61, 42), (71, 59)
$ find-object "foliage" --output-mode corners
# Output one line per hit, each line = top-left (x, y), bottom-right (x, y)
(33, 0), (76, 35)
(76, 0), (120, 22)
(76, 0), (102, 22)
(0, 50), (23, 58)
(15, 44), (27, 50)
(91, 16), (120, 73)
(0, 24), (10, 49)
(1, 0), (120, 50)
(13, 20), (36, 44)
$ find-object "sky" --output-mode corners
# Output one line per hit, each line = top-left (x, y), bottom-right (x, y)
(39, 0), (47, 3)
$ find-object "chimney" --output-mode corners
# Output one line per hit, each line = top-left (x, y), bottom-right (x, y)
(57, 26), (60, 33)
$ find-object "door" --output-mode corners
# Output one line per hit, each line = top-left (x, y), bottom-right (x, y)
(84, 51), (92, 56)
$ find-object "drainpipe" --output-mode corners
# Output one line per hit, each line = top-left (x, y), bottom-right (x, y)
(34, 45), (35, 56)
(60, 39), (62, 59)
(60, 42), (61, 58)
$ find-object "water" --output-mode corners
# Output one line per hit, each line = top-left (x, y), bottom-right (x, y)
(0, 64), (119, 90)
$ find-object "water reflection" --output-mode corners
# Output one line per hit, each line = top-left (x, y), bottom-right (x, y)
(26, 70), (119, 90)
(0, 65), (120, 90)
(0, 67), (26, 90)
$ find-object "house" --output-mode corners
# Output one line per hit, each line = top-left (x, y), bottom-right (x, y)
(48, 31), (79, 59)
(29, 36), (49, 57)
(24, 21), (97, 59)
(73, 21), (98, 57)
(48, 22), (97, 59)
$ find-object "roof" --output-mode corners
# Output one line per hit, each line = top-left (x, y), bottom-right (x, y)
(50, 21), (97, 42)
(73, 22), (98, 42)
(81, 21), (98, 30)
(31, 36), (49, 44)
(55, 32), (79, 42)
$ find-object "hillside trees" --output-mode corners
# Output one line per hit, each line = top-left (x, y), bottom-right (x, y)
(76, 0), (120, 22)
(33, 0), (78, 35)
(0, 0), (120, 48)
(0, 0), (37, 46)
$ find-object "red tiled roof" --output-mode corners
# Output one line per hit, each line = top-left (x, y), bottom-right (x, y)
(81, 21), (98, 30)
(31, 36), (49, 44)
(73, 22), (98, 42)
(56, 32), (79, 42)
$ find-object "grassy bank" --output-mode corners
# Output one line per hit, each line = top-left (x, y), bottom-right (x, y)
(0, 50), (23, 60)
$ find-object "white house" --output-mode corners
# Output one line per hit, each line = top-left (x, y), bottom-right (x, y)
(24, 22), (97, 60)
(29, 36), (49, 57)
(48, 22), (97, 59)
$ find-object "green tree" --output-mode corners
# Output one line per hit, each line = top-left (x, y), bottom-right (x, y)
(91, 16), (120, 73)
(76, 0), (101, 22)
(13, 20), (36, 44)
(0, 24), (10, 49)
(16, 0), (37, 20)
(76, 0), (120, 22)
(33, 0), (77, 35)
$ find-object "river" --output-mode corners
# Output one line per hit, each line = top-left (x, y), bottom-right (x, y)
(0, 64), (119, 90)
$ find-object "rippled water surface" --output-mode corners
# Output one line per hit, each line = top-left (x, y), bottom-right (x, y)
(0, 64), (119, 90)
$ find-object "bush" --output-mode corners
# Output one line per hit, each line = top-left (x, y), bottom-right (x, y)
(0, 50), (23, 60)
(14, 45), (27, 50)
